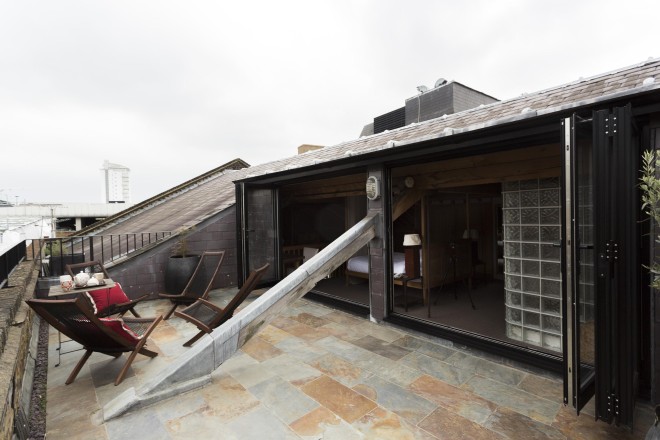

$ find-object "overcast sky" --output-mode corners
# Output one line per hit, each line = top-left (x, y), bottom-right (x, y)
(2, 0), (659, 204)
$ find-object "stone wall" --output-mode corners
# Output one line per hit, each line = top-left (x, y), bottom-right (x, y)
(0, 259), (39, 440)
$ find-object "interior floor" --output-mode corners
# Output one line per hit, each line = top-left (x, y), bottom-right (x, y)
(312, 278), (560, 356)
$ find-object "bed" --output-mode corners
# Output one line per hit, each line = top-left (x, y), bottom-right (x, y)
(344, 243), (471, 303)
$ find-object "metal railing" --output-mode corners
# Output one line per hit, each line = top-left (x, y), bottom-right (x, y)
(29, 232), (173, 277)
(0, 241), (27, 288)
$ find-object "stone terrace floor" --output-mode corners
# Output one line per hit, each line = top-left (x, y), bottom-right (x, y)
(45, 288), (654, 439)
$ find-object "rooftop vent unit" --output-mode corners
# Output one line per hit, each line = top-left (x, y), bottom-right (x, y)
(362, 79), (498, 136)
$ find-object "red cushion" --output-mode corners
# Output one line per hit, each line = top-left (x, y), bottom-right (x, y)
(85, 283), (130, 315)
(99, 318), (140, 344)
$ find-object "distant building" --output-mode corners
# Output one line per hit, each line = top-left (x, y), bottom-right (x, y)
(102, 160), (130, 204)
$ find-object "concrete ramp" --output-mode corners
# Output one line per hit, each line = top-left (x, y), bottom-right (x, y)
(104, 213), (378, 420)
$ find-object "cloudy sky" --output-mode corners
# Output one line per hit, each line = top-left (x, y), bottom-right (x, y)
(2, 0), (659, 204)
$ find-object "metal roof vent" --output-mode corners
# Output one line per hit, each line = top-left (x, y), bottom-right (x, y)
(434, 78), (447, 88)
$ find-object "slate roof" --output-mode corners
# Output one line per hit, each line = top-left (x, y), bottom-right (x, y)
(87, 58), (660, 237)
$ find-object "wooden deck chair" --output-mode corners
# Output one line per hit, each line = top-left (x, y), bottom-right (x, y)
(159, 250), (226, 320)
(26, 296), (162, 386)
(175, 263), (269, 347)
(65, 261), (148, 318)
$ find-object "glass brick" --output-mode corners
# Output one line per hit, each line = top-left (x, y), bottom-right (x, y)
(542, 314), (562, 332)
(521, 208), (539, 224)
(541, 297), (561, 315)
(521, 243), (539, 259)
(539, 208), (560, 225)
(522, 261), (540, 277)
(504, 242), (521, 258)
(504, 225), (521, 240)
(520, 179), (539, 190)
(505, 258), (521, 274)
(542, 262), (561, 280)
(524, 311), (540, 327)
(503, 209), (520, 225)
(506, 307), (522, 323)
(505, 275), (521, 290)
(543, 333), (562, 351)
(540, 226), (560, 242)
(507, 323), (523, 340)
(539, 188), (560, 206)
(542, 279), (560, 297)
(522, 276), (540, 293)
(539, 177), (560, 189)
(523, 294), (540, 310)
(503, 192), (520, 208)
(540, 244), (560, 261)
(520, 190), (539, 207)
(521, 226), (539, 241)
(506, 290), (521, 306)
(524, 328), (541, 345)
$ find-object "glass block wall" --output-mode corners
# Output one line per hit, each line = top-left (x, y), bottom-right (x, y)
(502, 178), (562, 352)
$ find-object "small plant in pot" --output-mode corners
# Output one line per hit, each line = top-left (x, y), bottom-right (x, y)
(164, 227), (201, 294)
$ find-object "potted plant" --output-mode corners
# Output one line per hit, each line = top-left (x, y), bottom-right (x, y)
(164, 227), (201, 294)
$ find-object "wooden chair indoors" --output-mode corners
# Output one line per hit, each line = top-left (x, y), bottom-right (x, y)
(26, 296), (162, 386)
(65, 261), (149, 318)
(159, 250), (226, 320)
(175, 263), (269, 347)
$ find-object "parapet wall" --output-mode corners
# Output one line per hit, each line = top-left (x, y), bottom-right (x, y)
(0, 259), (40, 440)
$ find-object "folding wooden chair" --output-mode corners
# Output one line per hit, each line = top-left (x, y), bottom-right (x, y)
(159, 250), (226, 320)
(175, 263), (269, 347)
(26, 296), (162, 386)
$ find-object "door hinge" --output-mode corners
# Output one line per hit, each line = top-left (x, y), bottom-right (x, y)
(606, 393), (620, 418)
(601, 240), (619, 277)
(604, 114), (618, 137)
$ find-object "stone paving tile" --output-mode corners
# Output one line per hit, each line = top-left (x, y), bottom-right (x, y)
(241, 335), (283, 361)
(462, 375), (560, 425)
(323, 310), (367, 327)
(393, 334), (458, 361)
(257, 325), (294, 345)
(308, 353), (373, 387)
(517, 373), (564, 403)
(319, 320), (370, 342)
(274, 336), (328, 362)
(151, 389), (207, 423)
(354, 321), (406, 343)
(46, 376), (106, 440)
(352, 374), (437, 425)
(408, 374), (497, 425)
(200, 374), (260, 423)
(277, 321), (332, 342)
(290, 406), (362, 439)
(260, 353), (322, 386)
(314, 335), (385, 365)
(551, 404), (643, 440)
(106, 410), (172, 440)
(289, 300), (335, 317)
(223, 405), (301, 439)
(224, 360), (280, 389)
(419, 406), (505, 439)
(352, 334), (412, 360)
(291, 311), (329, 327)
(353, 406), (439, 440)
(165, 410), (235, 439)
(446, 351), (526, 386)
(356, 355), (423, 388)
(249, 376), (320, 424)
(301, 375), (378, 423)
(484, 406), (566, 439)
(399, 351), (473, 386)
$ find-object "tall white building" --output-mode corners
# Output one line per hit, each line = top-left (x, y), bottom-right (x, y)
(102, 160), (130, 204)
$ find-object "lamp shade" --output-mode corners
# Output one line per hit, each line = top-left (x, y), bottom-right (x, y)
(403, 234), (422, 246)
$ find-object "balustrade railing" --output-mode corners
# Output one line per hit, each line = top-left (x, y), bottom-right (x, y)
(28, 232), (173, 278)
